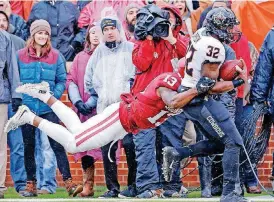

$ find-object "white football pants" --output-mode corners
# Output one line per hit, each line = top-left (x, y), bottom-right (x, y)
(37, 101), (127, 154)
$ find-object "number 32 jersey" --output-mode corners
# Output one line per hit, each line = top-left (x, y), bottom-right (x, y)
(181, 28), (226, 88)
(119, 72), (181, 134)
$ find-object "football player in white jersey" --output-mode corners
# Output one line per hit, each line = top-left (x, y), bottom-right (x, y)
(163, 7), (248, 202)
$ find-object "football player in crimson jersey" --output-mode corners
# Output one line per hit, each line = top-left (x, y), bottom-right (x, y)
(162, 7), (247, 202)
(4, 72), (217, 154)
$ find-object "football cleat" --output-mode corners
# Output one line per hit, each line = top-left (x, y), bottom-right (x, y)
(16, 81), (50, 100)
(4, 105), (31, 133)
(162, 146), (181, 182)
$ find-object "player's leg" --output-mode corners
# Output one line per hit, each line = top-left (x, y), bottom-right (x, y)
(184, 98), (245, 201)
(5, 103), (127, 154)
(74, 103), (128, 152)
(4, 105), (78, 153)
(163, 139), (224, 182)
(16, 82), (82, 133)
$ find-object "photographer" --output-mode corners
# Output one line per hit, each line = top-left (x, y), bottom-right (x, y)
(131, 4), (189, 198)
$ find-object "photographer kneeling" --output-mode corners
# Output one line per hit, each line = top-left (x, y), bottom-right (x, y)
(131, 4), (190, 198)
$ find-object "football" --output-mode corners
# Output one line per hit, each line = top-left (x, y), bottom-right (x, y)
(219, 60), (244, 81)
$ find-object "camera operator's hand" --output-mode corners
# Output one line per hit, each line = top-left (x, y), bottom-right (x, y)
(161, 26), (176, 45)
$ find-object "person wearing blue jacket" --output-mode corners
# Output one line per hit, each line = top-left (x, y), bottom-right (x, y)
(0, 1), (29, 40)
(27, 0), (85, 61)
(250, 27), (274, 113)
(17, 19), (83, 197)
(250, 27), (274, 191)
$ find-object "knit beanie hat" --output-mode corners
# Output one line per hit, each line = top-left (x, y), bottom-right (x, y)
(100, 18), (117, 31)
(30, 19), (51, 36)
(124, 3), (141, 19)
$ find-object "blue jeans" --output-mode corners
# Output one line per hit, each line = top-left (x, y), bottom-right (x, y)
(157, 112), (187, 191)
(133, 129), (161, 194)
(134, 113), (187, 194)
(35, 130), (57, 193)
(7, 104), (26, 193)
(21, 112), (72, 182)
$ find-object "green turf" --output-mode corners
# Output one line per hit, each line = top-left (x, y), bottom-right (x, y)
(2, 187), (269, 199)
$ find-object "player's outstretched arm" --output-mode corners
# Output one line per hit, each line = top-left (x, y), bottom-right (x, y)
(203, 59), (247, 94)
(158, 87), (198, 109)
(209, 81), (235, 94)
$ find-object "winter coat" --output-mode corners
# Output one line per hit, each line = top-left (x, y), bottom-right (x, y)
(66, 45), (102, 162)
(84, 40), (136, 113)
(0, 30), (21, 103)
(8, 24), (26, 51)
(10, 1), (24, 19)
(10, 34), (25, 51)
(78, 0), (143, 28)
(9, 14), (29, 41)
(17, 47), (67, 115)
(28, 1), (85, 61)
(131, 5), (189, 95)
(250, 28), (274, 118)
(76, 0), (92, 12)
(230, 35), (252, 99)
(66, 47), (96, 122)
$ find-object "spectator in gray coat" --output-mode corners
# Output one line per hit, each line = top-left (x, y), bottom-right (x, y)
(0, 30), (22, 199)
(0, 10), (26, 195)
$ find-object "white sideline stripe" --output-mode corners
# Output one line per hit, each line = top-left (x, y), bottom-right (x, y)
(0, 199), (273, 202)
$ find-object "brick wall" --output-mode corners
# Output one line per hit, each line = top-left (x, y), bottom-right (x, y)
(5, 92), (274, 188)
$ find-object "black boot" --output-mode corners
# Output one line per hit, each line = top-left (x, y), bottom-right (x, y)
(198, 157), (212, 198)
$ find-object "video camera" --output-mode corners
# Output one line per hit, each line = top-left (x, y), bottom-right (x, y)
(134, 4), (171, 40)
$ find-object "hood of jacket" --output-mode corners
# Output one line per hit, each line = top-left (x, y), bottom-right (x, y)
(160, 4), (183, 38)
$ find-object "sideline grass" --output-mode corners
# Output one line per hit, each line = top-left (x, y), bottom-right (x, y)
(2, 186), (271, 201)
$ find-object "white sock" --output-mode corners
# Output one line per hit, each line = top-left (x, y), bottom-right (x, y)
(25, 110), (36, 125)
(39, 93), (52, 103)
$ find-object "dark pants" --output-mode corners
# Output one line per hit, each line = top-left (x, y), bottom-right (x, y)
(101, 133), (136, 192)
(133, 129), (161, 194)
(238, 103), (258, 187)
(134, 113), (187, 194)
(157, 112), (187, 191)
(21, 112), (72, 182)
(183, 98), (242, 196)
(81, 156), (94, 171)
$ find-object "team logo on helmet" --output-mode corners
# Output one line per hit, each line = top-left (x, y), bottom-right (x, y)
(203, 7), (241, 44)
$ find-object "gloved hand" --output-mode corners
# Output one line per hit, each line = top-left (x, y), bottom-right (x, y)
(196, 77), (216, 95)
(75, 101), (92, 116)
(12, 98), (22, 112)
(70, 41), (82, 50)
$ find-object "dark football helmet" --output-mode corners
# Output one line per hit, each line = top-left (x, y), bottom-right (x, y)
(203, 7), (242, 44)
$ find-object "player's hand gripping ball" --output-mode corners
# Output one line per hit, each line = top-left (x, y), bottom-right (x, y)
(219, 59), (244, 81)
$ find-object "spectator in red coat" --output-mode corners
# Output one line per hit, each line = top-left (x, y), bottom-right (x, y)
(78, 0), (144, 29)
(131, 4), (189, 95)
(131, 4), (190, 198)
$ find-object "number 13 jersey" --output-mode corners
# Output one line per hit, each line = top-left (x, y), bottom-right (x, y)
(181, 28), (226, 88)
(119, 72), (182, 134)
